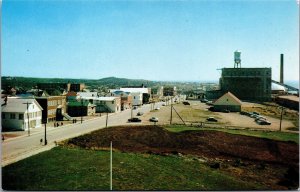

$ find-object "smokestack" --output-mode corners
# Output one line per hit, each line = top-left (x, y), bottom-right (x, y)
(280, 54), (284, 84)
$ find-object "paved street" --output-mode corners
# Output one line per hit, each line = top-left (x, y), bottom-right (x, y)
(1, 102), (163, 167)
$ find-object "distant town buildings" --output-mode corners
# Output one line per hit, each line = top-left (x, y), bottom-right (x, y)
(67, 100), (96, 117)
(163, 86), (177, 96)
(120, 85), (151, 104)
(35, 96), (67, 123)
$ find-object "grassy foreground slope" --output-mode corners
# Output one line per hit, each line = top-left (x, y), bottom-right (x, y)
(2, 147), (263, 191)
(2, 125), (298, 190)
(164, 125), (299, 143)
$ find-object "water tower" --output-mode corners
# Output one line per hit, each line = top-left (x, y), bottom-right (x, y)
(234, 50), (241, 68)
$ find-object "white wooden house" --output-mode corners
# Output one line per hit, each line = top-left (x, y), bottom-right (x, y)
(79, 96), (121, 113)
(1, 97), (43, 131)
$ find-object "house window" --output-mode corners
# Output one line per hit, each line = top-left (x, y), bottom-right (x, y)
(10, 113), (16, 119)
(19, 114), (24, 120)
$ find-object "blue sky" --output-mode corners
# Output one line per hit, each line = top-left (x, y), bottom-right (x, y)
(2, 0), (299, 82)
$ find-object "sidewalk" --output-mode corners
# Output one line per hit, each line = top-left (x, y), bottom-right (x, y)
(2, 114), (105, 141)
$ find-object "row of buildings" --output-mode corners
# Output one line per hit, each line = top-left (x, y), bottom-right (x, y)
(1, 83), (177, 131)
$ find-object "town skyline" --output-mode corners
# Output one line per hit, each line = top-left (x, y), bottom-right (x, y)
(2, 0), (299, 82)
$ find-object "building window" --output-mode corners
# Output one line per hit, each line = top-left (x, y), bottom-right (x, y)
(2, 113), (5, 119)
(10, 113), (16, 119)
(19, 114), (24, 120)
(112, 101), (114, 104)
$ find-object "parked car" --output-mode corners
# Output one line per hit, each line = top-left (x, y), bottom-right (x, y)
(250, 114), (260, 119)
(162, 103), (166, 106)
(222, 109), (230, 113)
(206, 101), (213, 106)
(128, 117), (142, 122)
(137, 112), (143, 116)
(206, 117), (218, 122)
(257, 119), (271, 125)
(149, 117), (159, 122)
(240, 111), (250, 116)
(253, 111), (260, 115)
(255, 116), (267, 122)
(201, 99), (208, 103)
(182, 101), (190, 105)
(155, 107), (160, 110)
(133, 106), (138, 110)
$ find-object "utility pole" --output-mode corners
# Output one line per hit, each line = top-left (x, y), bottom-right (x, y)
(23, 102), (31, 136)
(279, 106), (284, 132)
(106, 111), (109, 128)
(170, 97), (173, 125)
(44, 120), (47, 145)
(110, 141), (113, 191)
(81, 100), (83, 124)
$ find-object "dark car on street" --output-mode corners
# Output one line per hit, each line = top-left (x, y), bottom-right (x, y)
(201, 99), (208, 103)
(149, 117), (159, 122)
(137, 112), (143, 116)
(128, 117), (142, 122)
(256, 119), (271, 125)
(206, 117), (218, 122)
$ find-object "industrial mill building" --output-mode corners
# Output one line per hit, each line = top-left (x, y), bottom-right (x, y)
(207, 51), (272, 102)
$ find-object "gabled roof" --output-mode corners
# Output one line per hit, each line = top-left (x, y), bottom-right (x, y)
(213, 92), (242, 106)
(2, 97), (43, 113)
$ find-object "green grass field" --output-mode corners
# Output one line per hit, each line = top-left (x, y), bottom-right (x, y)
(2, 125), (298, 190)
(164, 125), (299, 144)
(2, 147), (264, 191)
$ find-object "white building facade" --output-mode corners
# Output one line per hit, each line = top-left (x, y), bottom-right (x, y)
(120, 87), (150, 106)
(79, 96), (121, 113)
(1, 97), (43, 131)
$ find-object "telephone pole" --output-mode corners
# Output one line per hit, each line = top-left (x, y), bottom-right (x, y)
(110, 141), (113, 190)
(23, 102), (31, 136)
(106, 111), (109, 128)
(170, 97), (173, 125)
(81, 100), (83, 124)
(279, 106), (284, 132)
(44, 121), (47, 145)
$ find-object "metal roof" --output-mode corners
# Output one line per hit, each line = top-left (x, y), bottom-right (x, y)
(2, 97), (43, 113)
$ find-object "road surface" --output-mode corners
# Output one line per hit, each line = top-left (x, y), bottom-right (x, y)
(2, 102), (164, 167)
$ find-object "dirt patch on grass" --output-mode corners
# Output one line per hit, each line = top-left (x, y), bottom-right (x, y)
(65, 125), (299, 190)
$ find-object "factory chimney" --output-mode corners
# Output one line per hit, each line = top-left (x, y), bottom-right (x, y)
(280, 54), (284, 84)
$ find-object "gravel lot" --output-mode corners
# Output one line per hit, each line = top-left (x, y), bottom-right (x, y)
(140, 100), (297, 132)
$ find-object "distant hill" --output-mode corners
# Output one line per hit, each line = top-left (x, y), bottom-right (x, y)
(1, 76), (156, 91)
(1, 76), (203, 94)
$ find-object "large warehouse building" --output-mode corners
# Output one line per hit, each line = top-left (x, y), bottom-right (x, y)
(219, 67), (272, 101)
(207, 51), (272, 102)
